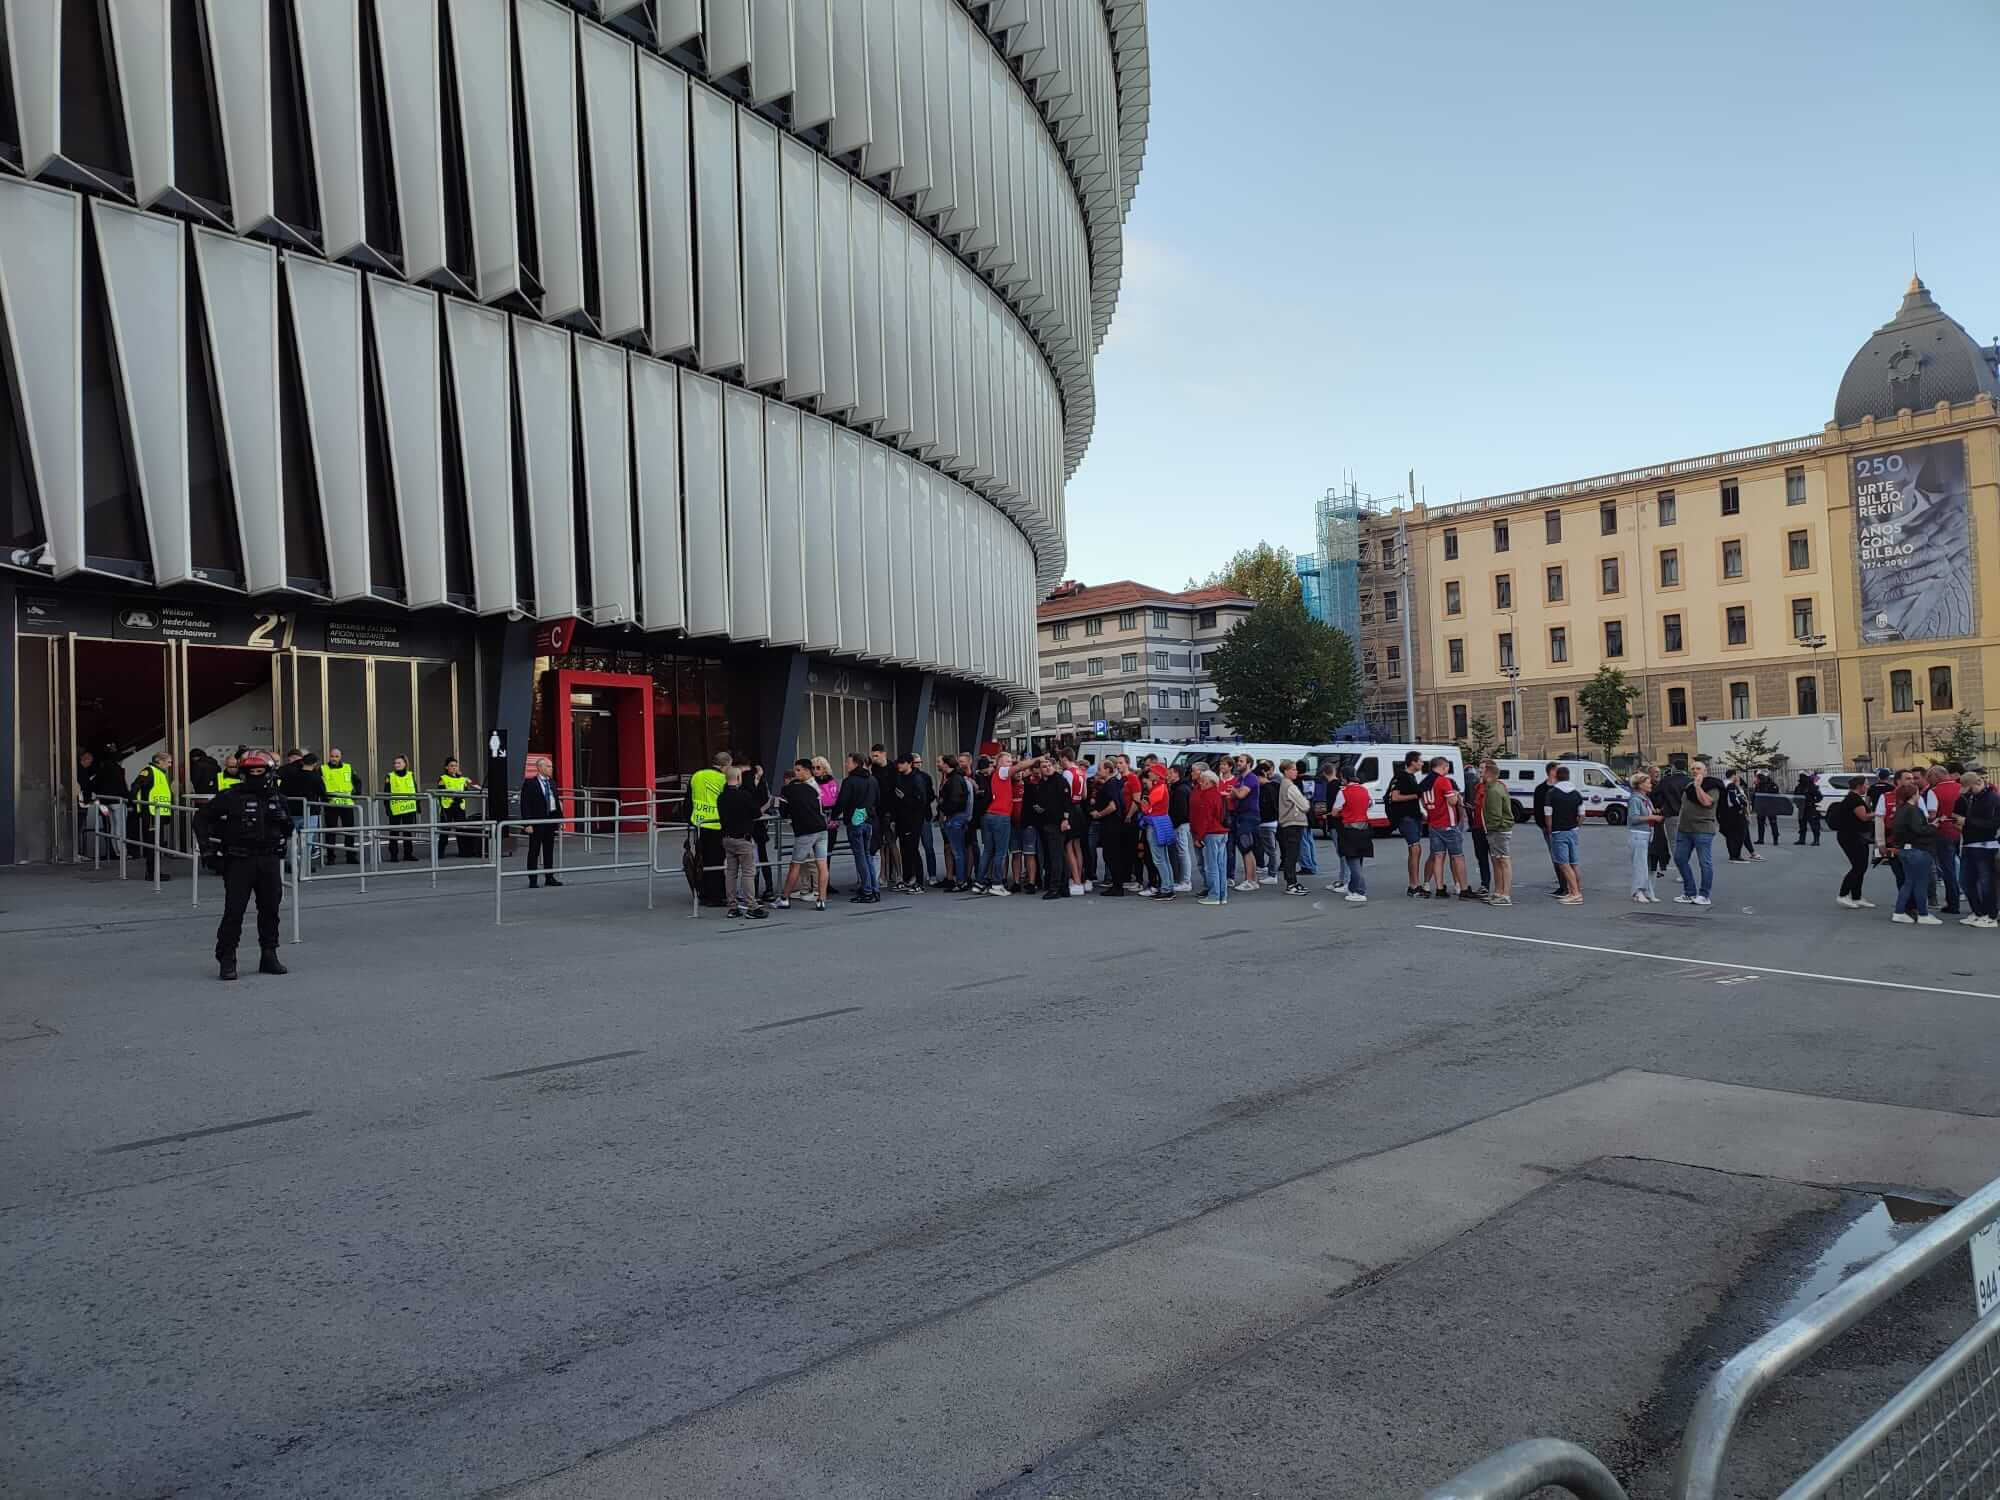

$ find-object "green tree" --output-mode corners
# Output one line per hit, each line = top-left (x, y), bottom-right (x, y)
(1459, 714), (1506, 766)
(1577, 666), (1638, 762)
(1720, 726), (1782, 774)
(1195, 543), (1305, 610)
(1928, 707), (1987, 764)
(1206, 601), (1359, 742)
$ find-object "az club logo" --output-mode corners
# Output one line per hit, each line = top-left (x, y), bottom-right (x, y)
(119, 609), (158, 631)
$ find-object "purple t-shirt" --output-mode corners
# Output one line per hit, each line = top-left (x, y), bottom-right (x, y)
(1232, 772), (1261, 827)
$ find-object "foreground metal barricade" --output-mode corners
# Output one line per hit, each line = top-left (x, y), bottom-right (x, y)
(1424, 1173), (2000, 1500)
(493, 811), (660, 926)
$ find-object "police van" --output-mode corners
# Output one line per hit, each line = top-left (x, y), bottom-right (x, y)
(1491, 758), (1631, 824)
(1305, 742), (1465, 830)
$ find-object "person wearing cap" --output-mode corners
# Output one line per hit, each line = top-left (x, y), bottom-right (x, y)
(194, 750), (293, 981)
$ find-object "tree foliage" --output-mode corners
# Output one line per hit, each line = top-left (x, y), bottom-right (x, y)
(1196, 543), (1304, 610)
(1927, 707), (1988, 765)
(1206, 602), (1360, 743)
(1577, 667), (1638, 762)
(1459, 715), (1506, 766)
(1719, 727), (1782, 774)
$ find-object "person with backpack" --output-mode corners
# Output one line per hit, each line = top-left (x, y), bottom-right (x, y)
(1829, 777), (1875, 908)
(1793, 772), (1823, 846)
(831, 752), (881, 903)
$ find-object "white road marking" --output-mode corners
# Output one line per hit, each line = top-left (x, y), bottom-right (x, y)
(1414, 925), (2000, 1001)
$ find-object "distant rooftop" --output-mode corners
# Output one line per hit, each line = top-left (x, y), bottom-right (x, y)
(1038, 580), (1256, 621)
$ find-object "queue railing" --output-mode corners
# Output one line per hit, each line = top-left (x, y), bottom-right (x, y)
(492, 811), (662, 926)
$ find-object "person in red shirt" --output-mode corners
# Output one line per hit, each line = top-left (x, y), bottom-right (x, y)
(1420, 756), (1470, 897)
(1189, 765), (1231, 905)
(1332, 768), (1373, 902)
(1059, 751), (1088, 892)
(1930, 764), (1964, 914)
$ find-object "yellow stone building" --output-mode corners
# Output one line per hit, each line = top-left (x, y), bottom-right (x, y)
(1377, 278), (2000, 769)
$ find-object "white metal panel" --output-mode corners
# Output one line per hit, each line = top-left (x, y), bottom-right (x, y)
(448, 0), (520, 303)
(831, 428), (864, 652)
(790, 0), (833, 130)
(679, 369), (729, 635)
(374, 0), (446, 280)
(971, 493), (989, 676)
(799, 413), (837, 651)
(690, 83), (743, 372)
(628, 353), (685, 631)
(826, 0), (870, 156)
(763, 403), (805, 646)
(920, 0), (954, 217)
(749, 0), (795, 105)
(575, 337), (635, 624)
(579, 23), (644, 340)
(104, 0), (179, 212)
(859, 442), (890, 660)
(847, 185), (885, 428)
(965, 277), (989, 481)
(510, 317), (576, 618)
(368, 278), (447, 608)
(908, 464), (933, 667)
(860, 0), (901, 178)
(940, 484), (963, 675)
(722, 385), (769, 641)
(876, 205), (910, 439)
(891, 0), (930, 197)
(637, 54), (694, 355)
(440, 297), (515, 614)
(777, 134), (822, 402)
(192, 227), (283, 591)
(929, 242), (957, 462)
(91, 202), (190, 587)
(941, 2), (973, 235)
(904, 222), (934, 449)
(202, 0), (274, 233)
(736, 112), (784, 387)
(656, 0), (702, 49)
(284, 256), (368, 601)
(887, 454), (913, 663)
(814, 157), (854, 413)
(704, 0), (751, 76)
(515, 0), (584, 320)
(963, 36), (997, 254)
(5, 0), (60, 177)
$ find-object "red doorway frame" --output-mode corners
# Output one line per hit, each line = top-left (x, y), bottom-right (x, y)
(549, 669), (655, 831)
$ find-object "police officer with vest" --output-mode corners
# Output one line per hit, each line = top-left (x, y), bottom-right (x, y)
(383, 754), (420, 861)
(130, 750), (176, 880)
(321, 747), (359, 864)
(193, 750), (292, 981)
(436, 757), (481, 858)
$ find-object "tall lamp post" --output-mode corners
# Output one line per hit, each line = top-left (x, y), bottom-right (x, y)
(1633, 712), (1648, 767)
(1916, 698), (1927, 759)
(1502, 664), (1522, 755)
(1862, 695), (1875, 771)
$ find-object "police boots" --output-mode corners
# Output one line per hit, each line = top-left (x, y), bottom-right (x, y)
(219, 956), (238, 981)
(259, 949), (289, 976)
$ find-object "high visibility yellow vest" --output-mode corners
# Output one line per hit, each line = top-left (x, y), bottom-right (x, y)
(386, 771), (418, 816)
(438, 773), (470, 812)
(689, 768), (724, 830)
(215, 772), (241, 792)
(142, 766), (172, 818)
(321, 762), (355, 806)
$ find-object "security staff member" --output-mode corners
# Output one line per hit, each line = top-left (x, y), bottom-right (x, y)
(320, 747), (359, 864)
(688, 751), (729, 906)
(130, 751), (176, 881)
(193, 750), (292, 981)
(436, 757), (480, 858)
(215, 754), (242, 792)
(383, 755), (420, 861)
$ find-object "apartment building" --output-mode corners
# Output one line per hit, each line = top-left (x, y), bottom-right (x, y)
(997, 581), (1257, 752)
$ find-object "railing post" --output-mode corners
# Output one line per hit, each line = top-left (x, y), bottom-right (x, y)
(494, 818), (505, 927)
(290, 830), (302, 945)
(152, 813), (162, 894)
(429, 793), (439, 889)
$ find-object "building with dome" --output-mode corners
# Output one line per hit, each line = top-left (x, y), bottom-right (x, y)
(1356, 276), (2000, 769)
(0, 0), (1150, 863)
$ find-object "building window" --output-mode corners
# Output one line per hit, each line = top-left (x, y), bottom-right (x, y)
(1379, 539), (1395, 567)
(1785, 466), (1807, 505)
(1088, 657), (1103, 676)
(1890, 670), (1913, 712)
(1668, 686), (1689, 726)
(1057, 699), (1072, 723)
(1151, 650), (1169, 671)
(1179, 690), (1193, 709)
(1157, 689), (1171, 710)
(1605, 620), (1624, 658)
(1930, 666), (1955, 710)
(1726, 605), (1748, 645)
(1721, 480), (1741, 516)
(1501, 699), (1517, 737)
(1498, 632), (1515, 670)
(1791, 598), (1814, 638)
(1796, 676), (1818, 714)
(1088, 694), (1104, 719)
(1120, 652), (1137, 673)
(1198, 609), (1217, 629)
(1387, 644), (1402, 679)
(1363, 649), (1378, 680)
(1729, 681), (1751, 719)
(1054, 661), (1071, 679)
(1722, 540), (1743, 579)
(1030, 708), (1042, 727)
(1384, 590), (1399, 621)
(1659, 548), (1679, 587)
(1123, 692), (1138, 717)
(1663, 613), (1684, 653)
(1443, 527), (1459, 560)
(1549, 626), (1568, 664)
(1152, 608), (1169, 629)
(1787, 530), (1810, 570)
(1444, 580), (1462, 615)
(1600, 501), (1617, 535)
(1554, 696), (1573, 734)
(1601, 557), (1620, 595)
(1495, 574), (1512, 610)
(1493, 520), (1510, 552)
(1052, 622), (1071, 641)
(1545, 509), (1562, 544)
(1085, 617), (1103, 637)
(1545, 565), (1564, 603)
(1452, 703), (1469, 740)
(1118, 611), (1137, 631)
(1448, 638), (1465, 674)
(1657, 490), (1676, 526)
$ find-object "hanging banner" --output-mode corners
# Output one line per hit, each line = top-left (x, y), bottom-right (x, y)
(1854, 441), (1973, 643)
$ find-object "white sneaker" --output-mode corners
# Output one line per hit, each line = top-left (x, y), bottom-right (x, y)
(988, 886), (1010, 897)
(1959, 914), (1980, 925)
(1344, 892), (1367, 903)
(1854, 898), (1877, 908)
(1976, 916), (1998, 929)
(1692, 895), (1711, 906)
(1233, 880), (1259, 893)
(1259, 876), (1279, 885)
(1673, 894), (1696, 904)
(1069, 883), (1086, 896)
(1892, 912), (1915, 924)
(1174, 882), (1193, 893)
(1916, 914), (1943, 925)
(1631, 892), (1649, 902)
(1837, 896), (1860, 909)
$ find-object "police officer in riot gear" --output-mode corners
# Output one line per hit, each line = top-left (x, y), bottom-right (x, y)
(193, 749), (293, 982)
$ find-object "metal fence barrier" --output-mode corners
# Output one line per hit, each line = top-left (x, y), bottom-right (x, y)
(1424, 1173), (2000, 1500)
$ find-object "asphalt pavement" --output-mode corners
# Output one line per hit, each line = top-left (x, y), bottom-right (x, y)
(3, 824), (1995, 1498)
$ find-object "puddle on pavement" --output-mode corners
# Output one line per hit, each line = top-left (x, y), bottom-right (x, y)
(1774, 1194), (1952, 1323)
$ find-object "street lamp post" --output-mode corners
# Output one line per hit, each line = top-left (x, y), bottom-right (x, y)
(1502, 664), (1521, 755)
(1916, 698), (1926, 758)
(1633, 713), (1648, 766)
(1862, 695), (1875, 771)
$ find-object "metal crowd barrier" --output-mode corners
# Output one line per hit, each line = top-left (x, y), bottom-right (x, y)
(1423, 1173), (2000, 1500)
(492, 811), (663, 926)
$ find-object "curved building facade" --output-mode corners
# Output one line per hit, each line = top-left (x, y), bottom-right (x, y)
(0, 0), (1149, 860)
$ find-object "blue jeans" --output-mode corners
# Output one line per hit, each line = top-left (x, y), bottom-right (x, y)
(1629, 832), (1652, 893)
(978, 813), (1012, 885)
(1298, 826), (1318, 874)
(944, 813), (969, 884)
(1962, 846), (1996, 919)
(1172, 824), (1193, 886)
(1674, 830), (1714, 898)
(1257, 822), (1280, 878)
(1148, 827), (1176, 888)
(917, 819), (938, 880)
(849, 821), (878, 896)
(1201, 833), (1230, 901)
(1342, 854), (1367, 895)
(1933, 840), (1960, 909)
(1897, 847), (1934, 916)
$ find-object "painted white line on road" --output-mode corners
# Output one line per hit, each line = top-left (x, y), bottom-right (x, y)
(1414, 925), (2000, 1001)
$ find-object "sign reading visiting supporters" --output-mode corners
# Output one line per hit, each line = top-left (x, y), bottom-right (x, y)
(324, 618), (406, 653)
(1854, 441), (1973, 643)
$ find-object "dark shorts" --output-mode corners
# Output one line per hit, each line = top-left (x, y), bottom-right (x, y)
(1235, 826), (1259, 852)
(1396, 816), (1424, 846)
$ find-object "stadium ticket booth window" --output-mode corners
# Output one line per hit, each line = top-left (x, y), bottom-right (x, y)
(542, 670), (654, 830)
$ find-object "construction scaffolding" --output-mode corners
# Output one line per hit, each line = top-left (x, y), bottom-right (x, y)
(1301, 482), (1392, 640)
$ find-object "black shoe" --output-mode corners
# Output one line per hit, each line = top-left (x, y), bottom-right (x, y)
(1042, 890), (1062, 900)
(1102, 886), (1127, 897)
(259, 950), (288, 976)
(545, 877), (564, 887)
(218, 957), (238, 982)
(748, 907), (769, 920)
(1406, 886), (1419, 897)
(528, 878), (540, 889)
(849, 894), (871, 904)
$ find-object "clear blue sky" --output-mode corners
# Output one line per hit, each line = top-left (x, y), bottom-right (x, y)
(1065, 0), (2000, 588)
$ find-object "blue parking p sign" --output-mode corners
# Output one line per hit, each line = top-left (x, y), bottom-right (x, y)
(1093, 720), (1108, 734)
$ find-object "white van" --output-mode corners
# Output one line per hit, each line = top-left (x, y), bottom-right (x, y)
(1490, 758), (1631, 825)
(1166, 742), (1313, 775)
(1077, 740), (1183, 769)
(1305, 743), (1465, 829)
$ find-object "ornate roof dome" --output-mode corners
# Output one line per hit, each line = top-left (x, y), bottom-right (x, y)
(1834, 276), (2000, 426)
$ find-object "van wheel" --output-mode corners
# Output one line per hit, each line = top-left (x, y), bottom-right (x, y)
(1604, 804), (1627, 827)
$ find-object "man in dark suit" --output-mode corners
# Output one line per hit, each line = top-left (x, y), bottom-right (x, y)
(520, 755), (564, 888)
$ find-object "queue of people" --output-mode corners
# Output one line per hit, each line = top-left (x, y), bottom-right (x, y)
(1823, 761), (1994, 926)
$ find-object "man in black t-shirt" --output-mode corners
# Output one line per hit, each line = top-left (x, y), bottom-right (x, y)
(1531, 763), (1564, 896)
(1388, 751), (1425, 895)
(1547, 766), (1584, 904)
(776, 760), (830, 910)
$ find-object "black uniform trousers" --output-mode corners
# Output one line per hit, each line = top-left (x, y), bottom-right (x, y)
(216, 853), (284, 957)
(525, 824), (557, 880)
(323, 804), (359, 861)
(1040, 823), (1070, 894)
